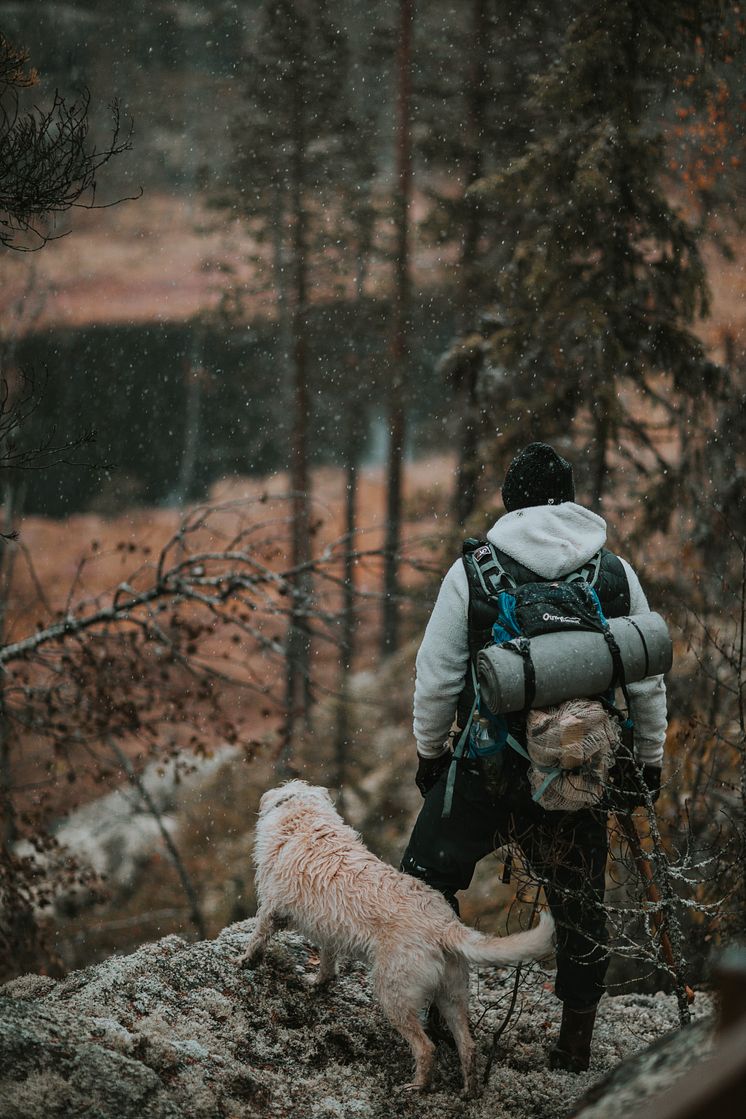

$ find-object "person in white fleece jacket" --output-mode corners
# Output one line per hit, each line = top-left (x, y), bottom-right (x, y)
(412, 503), (667, 769)
(400, 442), (668, 1074)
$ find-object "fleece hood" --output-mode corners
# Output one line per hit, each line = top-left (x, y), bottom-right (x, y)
(486, 501), (607, 580)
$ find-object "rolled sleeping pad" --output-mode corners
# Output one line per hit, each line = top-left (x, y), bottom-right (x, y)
(477, 611), (672, 715)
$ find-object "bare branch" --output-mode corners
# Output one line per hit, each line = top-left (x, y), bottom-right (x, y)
(0, 35), (138, 252)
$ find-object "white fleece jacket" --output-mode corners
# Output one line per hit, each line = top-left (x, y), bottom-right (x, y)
(413, 502), (667, 766)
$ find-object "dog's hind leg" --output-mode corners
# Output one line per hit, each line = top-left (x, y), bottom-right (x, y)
(374, 966), (436, 1093)
(387, 1008), (436, 1093)
(435, 957), (479, 1099)
(235, 904), (280, 967)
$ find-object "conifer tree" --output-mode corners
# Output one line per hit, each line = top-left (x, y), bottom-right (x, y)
(381, 0), (414, 657)
(474, 0), (725, 508)
(413, 0), (567, 523)
(227, 0), (349, 751)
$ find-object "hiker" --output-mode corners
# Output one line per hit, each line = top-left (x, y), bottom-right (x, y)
(401, 442), (667, 1072)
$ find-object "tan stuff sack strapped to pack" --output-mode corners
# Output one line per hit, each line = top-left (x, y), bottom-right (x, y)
(525, 698), (619, 811)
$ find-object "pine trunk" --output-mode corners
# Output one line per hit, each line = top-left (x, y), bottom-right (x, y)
(173, 325), (204, 506)
(382, 0), (414, 657)
(0, 479), (21, 854)
(454, 0), (488, 526)
(0, 481), (44, 979)
(334, 409), (359, 801)
(271, 181), (292, 380)
(282, 79), (312, 769)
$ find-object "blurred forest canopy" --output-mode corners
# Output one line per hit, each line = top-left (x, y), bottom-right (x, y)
(1, 0), (742, 517)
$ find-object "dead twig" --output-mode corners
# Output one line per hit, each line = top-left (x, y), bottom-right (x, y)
(105, 736), (207, 941)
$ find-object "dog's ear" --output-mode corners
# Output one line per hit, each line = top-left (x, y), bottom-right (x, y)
(260, 784), (299, 814)
(270, 791), (296, 810)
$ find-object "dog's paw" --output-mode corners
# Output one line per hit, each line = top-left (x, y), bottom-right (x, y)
(234, 950), (261, 969)
(461, 1081), (482, 1101)
(310, 974), (335, 991)
(398, 1080), (430, 1095)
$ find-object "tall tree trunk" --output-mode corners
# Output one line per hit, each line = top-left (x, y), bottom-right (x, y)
(282, 80), (312, 770)
(172, 18), (206, 511)
(107, 738), (206, 940)
(454, 0), (488, 526)
(382, 0), (414, 657)
(590, 7), (638, 510)
(0, 479), (44, 979)
(335, 405), (359, 804)
(0, 480), (17, 854)
(173, 324), (204, 506)
(272, 181), (293, 384)
(591, 404), (610, 507)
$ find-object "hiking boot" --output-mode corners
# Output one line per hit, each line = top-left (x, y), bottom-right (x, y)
(548, 1003), (598, 1072)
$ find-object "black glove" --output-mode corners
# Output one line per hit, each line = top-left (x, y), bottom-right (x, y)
(415, 751), (451, 798)
(641, 765), (662, 803)
(606, 763), (662, 811)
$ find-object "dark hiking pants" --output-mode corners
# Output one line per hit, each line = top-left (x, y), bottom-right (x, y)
(400, 759), (609, 1009)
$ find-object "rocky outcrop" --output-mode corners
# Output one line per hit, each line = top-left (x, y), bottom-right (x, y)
(571, 1016), (713, 1118)
(0, 920), (714, 1119)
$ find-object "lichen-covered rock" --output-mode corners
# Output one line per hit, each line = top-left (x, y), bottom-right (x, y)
(0, 921), (714, 1119)
(571, 1016), (714, 1118)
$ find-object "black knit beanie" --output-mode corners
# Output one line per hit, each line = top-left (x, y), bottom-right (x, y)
(501, 442), (575, 512)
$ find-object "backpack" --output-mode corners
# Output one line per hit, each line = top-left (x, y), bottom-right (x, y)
(442, 540), (631, 817)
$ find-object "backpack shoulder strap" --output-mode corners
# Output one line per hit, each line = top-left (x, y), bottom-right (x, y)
(563, 549), (603, 588)
(462, 537), (517, 598)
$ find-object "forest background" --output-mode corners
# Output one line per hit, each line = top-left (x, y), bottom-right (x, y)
(0, 0), (745, 1020)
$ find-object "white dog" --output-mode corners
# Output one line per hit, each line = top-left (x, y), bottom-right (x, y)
(236, 780), (554, 1097)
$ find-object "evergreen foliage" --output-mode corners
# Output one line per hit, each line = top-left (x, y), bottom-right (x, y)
(226, 0), (351, 301)
(412, 0), (569, 523)
(416, 0), (565, 314)
(224, 0), (355, 737)
(472, 0), (727, 508)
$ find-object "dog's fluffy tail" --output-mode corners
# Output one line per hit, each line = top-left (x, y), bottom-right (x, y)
(444, 911), (555, 968)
